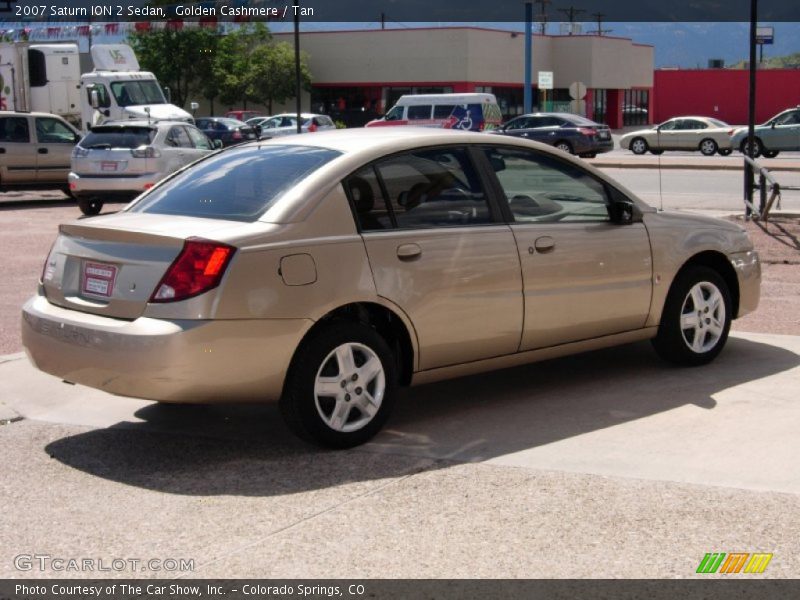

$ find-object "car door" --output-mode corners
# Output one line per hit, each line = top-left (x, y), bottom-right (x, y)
(163, 125), (195, 172)
(182, 125), (214, 165)
(346, 146), (524, 370)
(523, 116), (562, 144)
(655, 119), (680, 150)
(0, 116), (38, 186)
(678, 119), (707, 150)
(33, 116), (80, 184)
(481, 145), (653, 351)
(769, 110), (800, 150)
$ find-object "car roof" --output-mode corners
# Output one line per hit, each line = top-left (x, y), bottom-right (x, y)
(90, 120), (191, 129)
(269, 113), (326, 119)
(0, 110), (71, 118)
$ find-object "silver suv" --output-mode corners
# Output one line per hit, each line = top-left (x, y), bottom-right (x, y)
(69, 120), (219, 215)
(0, 111), (81, 195)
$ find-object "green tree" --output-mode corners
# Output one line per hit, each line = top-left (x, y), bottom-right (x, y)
(248, 42), (312, 114)
(213, 23), (272, 109)
(129, 27), (219, 108)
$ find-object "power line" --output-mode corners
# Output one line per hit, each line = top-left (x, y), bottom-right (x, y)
(589, 12), (612, 36)
(534, 0), (550, 35)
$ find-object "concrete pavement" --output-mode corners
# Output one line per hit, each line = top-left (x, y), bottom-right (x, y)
(2, 331), (799, 578)
(588, 154), (800, 172)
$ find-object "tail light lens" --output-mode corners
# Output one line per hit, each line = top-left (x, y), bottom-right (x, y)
(150, 239), (236, 303)
(307, 122), (318, 132)
(577, 127), (597, 136)
(40, 242), (57, 284)
(728, 129), (735, 136)
(232, 130), (243, 140)
(131, 145), (161, 158)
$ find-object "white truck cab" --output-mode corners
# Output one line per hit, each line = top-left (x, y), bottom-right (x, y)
(80, 44), (192, 132)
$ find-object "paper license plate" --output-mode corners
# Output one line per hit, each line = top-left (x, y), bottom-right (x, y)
(101, 161), (118, 171)
(82, 262), (117, 298)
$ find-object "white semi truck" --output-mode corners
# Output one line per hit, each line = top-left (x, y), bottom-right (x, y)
(0, 42), (192, 133)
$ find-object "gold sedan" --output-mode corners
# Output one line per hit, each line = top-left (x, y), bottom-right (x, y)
(22, 128), (760, 447)
(620, 116), (736, 156)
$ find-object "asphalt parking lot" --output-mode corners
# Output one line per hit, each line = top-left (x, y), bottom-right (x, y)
(1, 162), (799, 580)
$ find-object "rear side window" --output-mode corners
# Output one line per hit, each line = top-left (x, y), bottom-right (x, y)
(130, 145), (341, 222)
(407, 105), (432, 120)
(345, 166), (393, 231)
(0, 117), (30, 143)
(433, 105), (456, 119)
(81, 127), (155, 149)
(373, 147), (492, 229)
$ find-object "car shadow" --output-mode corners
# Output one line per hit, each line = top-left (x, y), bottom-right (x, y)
(44, 336), (799, 496)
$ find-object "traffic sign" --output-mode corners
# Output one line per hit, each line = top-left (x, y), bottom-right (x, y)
(538, 71), (554, 90)
(569, 81), (587, 100)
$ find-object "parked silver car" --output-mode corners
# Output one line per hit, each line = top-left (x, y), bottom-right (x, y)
(69, 120), (219, 215)
(620, 116), (735, 156)
(258, 113), (336, 139)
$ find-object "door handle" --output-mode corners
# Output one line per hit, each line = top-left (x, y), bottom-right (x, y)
(38, 148), (48, 154)
(0, 148), (5, 154)
(396, 243), (422, 261)
(532, 236), (555, 253)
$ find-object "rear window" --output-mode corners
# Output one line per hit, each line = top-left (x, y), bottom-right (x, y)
(129, 145), (341, 222)
(81, 127), (155, 149)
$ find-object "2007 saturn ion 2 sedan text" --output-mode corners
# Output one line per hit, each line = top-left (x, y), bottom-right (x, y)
(22, 128), (761, 448)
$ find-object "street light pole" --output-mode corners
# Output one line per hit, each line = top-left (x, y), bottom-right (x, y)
(745, 0), (757, 217)
(524, 2), (532, 114)
(294, 0), (302, 134)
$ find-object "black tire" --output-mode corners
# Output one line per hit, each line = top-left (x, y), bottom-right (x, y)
(650, 149), (664, 155)
(740, 137), (763, 158)
(652, 266), (732, 366)
(61, 186), (74, 199)
(699, 138), (718, 156)
(554, 140), (574, 154)
(630, 137), (649, 155)
(77, 197), (103, 216)
(718, 148), (733, 156)
(580, 152), (597, 159)
(762, 149), (780, 158)
(280, 322), (398, 448)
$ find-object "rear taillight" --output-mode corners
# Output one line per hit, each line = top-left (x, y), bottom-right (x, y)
(150, 239), (236, 303)
(307, 122), (318, 133)
(131, 145), (161, 158)
(40, 242), (56, 283)
(232, 130), (243, 140)
(577, 127), (597, 136)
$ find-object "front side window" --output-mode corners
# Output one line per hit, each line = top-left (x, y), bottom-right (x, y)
(374, 147), (491, 229)
(186, 126), (212, 150)
(774, 111), (800, 126)
(165, 126), (192, 148)
(384, 106), (403, 121)
(658, 120), (677, 131)
(0, 117), (29, 143)
(484, 146), (609, 223)
(504, 117), (530, 131)
(110, 80), (166, 107)
(130, 145), (341, 222)
(86, 84), (111, 108)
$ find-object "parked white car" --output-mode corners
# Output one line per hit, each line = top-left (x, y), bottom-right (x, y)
(620, 116), (735, 156)
(69, 120), (219, 215)
(258, 113), (336, 139)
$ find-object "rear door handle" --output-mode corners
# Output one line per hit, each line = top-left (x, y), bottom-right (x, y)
(397, 243), (422, 261)
(38, 148), (48, 154)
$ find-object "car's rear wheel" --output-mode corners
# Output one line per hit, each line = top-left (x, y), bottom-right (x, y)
(652, 266), (732, 366)
(630, 137), (649, 155)
(280, 322), (397, 448)
(762, 149), (780, 158)
(554, 141), (574, 154)
(77, 197), (103, 216)
(699, 138), (718, 156)
(740, 137), (763, 158)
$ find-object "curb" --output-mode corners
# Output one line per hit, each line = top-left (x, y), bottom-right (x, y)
(589, 161), (800, 172)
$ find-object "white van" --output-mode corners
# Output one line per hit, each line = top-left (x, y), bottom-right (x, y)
(366, 93), (502, 131)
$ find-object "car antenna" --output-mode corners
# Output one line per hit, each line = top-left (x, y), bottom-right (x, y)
(656, 126), (664, 211)
(145, 106), (151, 125)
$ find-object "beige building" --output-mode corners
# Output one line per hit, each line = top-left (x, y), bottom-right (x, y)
(269, 26), (654, 127)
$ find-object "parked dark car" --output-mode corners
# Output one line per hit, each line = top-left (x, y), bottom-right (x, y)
(194, 117), (258, 147)
(494, 113), (613, 158)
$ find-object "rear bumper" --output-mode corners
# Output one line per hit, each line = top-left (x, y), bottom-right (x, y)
(22, 294), (312, 404)
(68, 171), (163, 197)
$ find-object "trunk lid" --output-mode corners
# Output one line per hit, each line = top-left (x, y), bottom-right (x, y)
(41, 213), (233, 319)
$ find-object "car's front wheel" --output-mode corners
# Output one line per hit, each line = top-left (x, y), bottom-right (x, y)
(280, 322), (397, 448)
(77, 197), (103, 216)
(630, 137), (649, 155)
(652, 266), (732, 366)
(740, 137), (763, 158)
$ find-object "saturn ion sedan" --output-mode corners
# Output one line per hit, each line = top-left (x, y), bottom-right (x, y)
(22, 128), (761, 448)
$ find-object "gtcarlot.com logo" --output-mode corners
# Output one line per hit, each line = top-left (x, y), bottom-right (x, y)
(696, 552), (773, 574)
(14, 554), (195, 573)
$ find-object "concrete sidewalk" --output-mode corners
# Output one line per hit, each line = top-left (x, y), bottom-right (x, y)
(588, 154), (800, 172)
(2, 332), (799, 578)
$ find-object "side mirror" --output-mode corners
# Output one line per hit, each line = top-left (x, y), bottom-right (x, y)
(609, 200), (638, 225)
(90, 89), (99, 109)
(163, 87), (171, 103)
(771, 122), (777, 129)
(190, 101), (199, 115)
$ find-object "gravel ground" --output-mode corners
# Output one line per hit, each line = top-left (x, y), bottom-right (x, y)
(730, 216), (800, 336)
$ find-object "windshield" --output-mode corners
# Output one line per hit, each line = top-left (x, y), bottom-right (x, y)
(110, 80), (166, 107)
(129, 145), (341, 222)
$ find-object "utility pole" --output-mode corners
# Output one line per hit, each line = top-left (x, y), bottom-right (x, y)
(590, 12), (612, 36)
(558, 6), (586, 35)
(380, 13), (385, 30)
(294, 0), (302, 133)
(745, 0), (757, 217)
(534, 0), (550, 36)
(524, 2), (533, 114)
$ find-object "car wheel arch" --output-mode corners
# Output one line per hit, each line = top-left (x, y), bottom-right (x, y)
(287, 301), (417, 388)
(666, 251), (741, 320)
